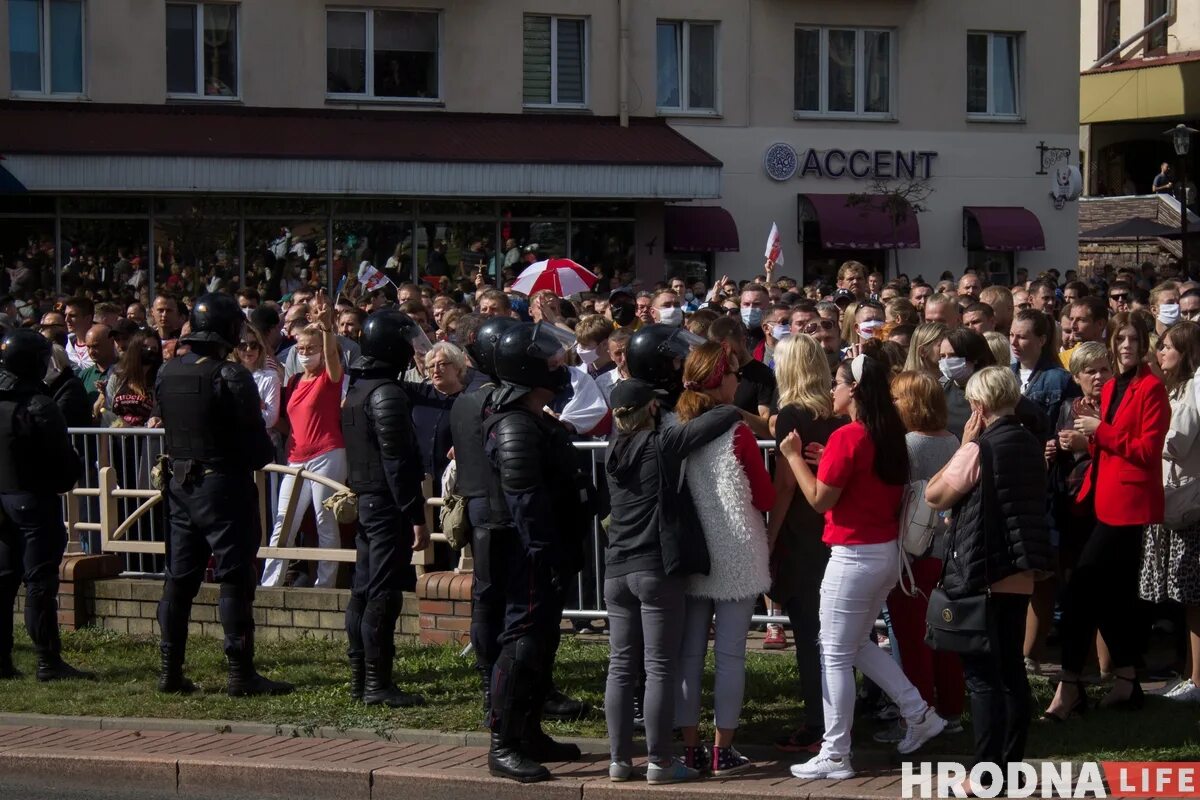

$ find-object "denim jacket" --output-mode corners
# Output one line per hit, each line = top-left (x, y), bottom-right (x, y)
(1013, 357), (1077, 430)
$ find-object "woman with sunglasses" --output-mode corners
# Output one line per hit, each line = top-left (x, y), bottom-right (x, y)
(781, 354), (945, 780)
(233, 325), (281, 435)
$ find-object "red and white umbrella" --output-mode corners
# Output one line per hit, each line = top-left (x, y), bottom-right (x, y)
(510, 258), (598, 297)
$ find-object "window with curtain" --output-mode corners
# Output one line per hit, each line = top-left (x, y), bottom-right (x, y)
(325, 9), (439, 99)
(165, 3), (238, 97)
(656, 20), (718, 112)
(1146, 0), (1169, 53)
(793, 26), (893, 118)
(967, 31), (1021, 119)
(8, 0), (83, 95)
(523, 15), (587, 107)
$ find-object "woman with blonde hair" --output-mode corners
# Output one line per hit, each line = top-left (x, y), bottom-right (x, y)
(768, 334), (847, 755)
(904, 322), (948, 374)
(674, 342), (775, 776)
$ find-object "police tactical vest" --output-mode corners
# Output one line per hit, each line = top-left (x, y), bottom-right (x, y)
(341, 377), (392, 494)
(449, 386), (494, 500)
(0, 394), (24, 492)
(158, 356), (233, 463)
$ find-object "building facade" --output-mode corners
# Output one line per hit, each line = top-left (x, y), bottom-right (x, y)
(0, 0), (1079, 299)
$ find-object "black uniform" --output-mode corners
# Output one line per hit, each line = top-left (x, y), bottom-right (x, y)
(154, 293), (287, 697)
(341, 363), (426, 707)
(0, 362), (83, 680)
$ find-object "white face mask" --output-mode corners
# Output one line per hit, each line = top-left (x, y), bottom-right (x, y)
(1158, 303), (1181, 326)
(856, 319), (884, 340)
(297, 352), (322, 371)
(242, 307), (254, 320)
(771, 324), (791, 342)
(657, 306), (683, 327)
(939, 356), (972, 385)
(684, 291), (695, 301)
(576, 346), (600, 366)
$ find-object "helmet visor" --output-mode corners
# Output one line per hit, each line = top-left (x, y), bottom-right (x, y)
(527, 322), (574, 361)
(661, 328), (705, 359)
(407, 326), (434, 358)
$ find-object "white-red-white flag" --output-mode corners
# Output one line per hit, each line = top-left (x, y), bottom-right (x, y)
(357, 260), (392, 293)
(764, 222), (784, 267)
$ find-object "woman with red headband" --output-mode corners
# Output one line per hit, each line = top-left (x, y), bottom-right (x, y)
(673, 342), (775, 777)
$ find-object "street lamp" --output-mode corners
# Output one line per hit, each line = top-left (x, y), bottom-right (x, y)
(1166, 123), (1198, 278)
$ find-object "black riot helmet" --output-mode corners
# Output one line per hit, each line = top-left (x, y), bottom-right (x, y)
(0, 328), (52, 381)
(626, 324), (704, 395)
(493, 322), (573, 392)
(467, 316), (519, 379)
(184, 293), (243, 352)
(360, 308), (432, 371)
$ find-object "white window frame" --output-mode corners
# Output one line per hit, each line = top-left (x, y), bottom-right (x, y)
(792, 26), (896, 121)
(523, 14), (589, 110)
(967, 31), (1023, 122)
(9, 0), (86, 99)
(165, 2), (241, 100)
(324, 7), (443, 103)
(656, 20), (720, 116)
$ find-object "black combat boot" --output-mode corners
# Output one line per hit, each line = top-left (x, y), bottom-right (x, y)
(488, 644), (550, 783)
(0, 653), (21, 679)
(363, 658), (424, 708)
(226, 657), (294, 697)
(542, 684), (588, 721)
(349, 654), (365, 702)
(36, 654), (93, 682)
(157, 649), (196, 694)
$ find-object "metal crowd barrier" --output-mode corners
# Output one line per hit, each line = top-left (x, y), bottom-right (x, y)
(64, 428), (784, 623)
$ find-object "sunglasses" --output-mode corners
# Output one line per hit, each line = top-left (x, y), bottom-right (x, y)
(1110, 293), (1129, 301)
(803, 320), (836, 334)
(237, 341), (261, 350)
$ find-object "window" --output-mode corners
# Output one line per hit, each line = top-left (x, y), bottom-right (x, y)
(325, 9), (440, 100)
(1100, 0), (1121, 57)
(523, 15), (586, 107)
(656, 20), (717, 112)
(166, 3), (238, 97)
(1146, 0), (1169, 54)
(8, 0), (84, 95)
(967, 32), (1021, 119)
(793, 26), (893, 118)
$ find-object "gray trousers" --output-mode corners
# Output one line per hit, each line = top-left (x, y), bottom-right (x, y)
(604, 570), (686, 764)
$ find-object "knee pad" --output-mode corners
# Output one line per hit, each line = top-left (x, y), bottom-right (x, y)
(511, 634), (544, 671)
(219, 574), (254, 604)
(25, 578), (55, 604)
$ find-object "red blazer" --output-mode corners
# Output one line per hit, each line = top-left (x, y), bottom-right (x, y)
(1077, 365), (1169, 526)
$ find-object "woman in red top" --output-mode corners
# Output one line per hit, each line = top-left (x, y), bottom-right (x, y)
(1046, 312), (1169, 718)
(261, 310), (347, 588)
(781, 354), (945, 781)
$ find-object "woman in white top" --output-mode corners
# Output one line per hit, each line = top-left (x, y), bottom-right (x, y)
(234, 324), (281, 434)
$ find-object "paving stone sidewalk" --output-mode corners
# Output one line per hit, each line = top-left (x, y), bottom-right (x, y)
(0, 722), (915, 800)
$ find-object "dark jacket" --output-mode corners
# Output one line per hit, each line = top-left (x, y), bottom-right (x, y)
(0, 370), (81, 494)
(403, 379), (461, 487)
(942, 416), (1054, 598)
(604, 405), (740, 578)
(1014, 356), (1076, 430)
(48, 369), (92, 428)
(943, 376), (1053, 443)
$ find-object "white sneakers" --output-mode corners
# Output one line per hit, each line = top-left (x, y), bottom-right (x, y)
(898, 708), (947, 755)
(1165, 679), (1200, 702)
(790, 753), (855, 780)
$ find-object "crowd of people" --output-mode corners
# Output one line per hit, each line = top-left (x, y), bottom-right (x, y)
(2, 246), (1199, 793)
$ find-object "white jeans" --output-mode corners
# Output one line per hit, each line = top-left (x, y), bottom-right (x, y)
(819, 542), (929, 758)
(676, 595), (755, 730)
(260, 448), (348, 588)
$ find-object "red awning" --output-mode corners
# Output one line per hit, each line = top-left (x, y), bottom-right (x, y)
(799, 193), (920, 250)
(664, 205), (740, 252)
(963, 206), (1045, 251)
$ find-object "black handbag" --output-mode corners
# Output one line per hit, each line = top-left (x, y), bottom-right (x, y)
(924, 441), (994, 654)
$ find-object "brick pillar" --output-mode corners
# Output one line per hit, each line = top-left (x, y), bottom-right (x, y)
(414, 571), (473, 646)
(58, 553), (123, 629)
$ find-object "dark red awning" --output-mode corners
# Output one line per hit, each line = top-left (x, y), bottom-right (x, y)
(799, 193), (920, 250)
(664, 205), (740, 252)
(963, 206), (1046, 251)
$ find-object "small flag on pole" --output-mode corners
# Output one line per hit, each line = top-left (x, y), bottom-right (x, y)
(764, 222), (784, 267)
(333, 274), (348, 300)
(357, 260), (391, 293)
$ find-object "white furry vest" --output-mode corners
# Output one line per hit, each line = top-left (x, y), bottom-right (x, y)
(684, 426), (772, 601)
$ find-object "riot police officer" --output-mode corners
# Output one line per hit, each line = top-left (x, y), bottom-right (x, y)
(155, 293), (290, 697)
(484, 322), (595, 783)
(341, 308), (428, 708)
(626, 324), (704, 412)
(0, 330), (85, 681)
(450, 315), (518, 718)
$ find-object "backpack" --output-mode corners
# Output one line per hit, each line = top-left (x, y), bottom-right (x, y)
(896, 478), (943, 596)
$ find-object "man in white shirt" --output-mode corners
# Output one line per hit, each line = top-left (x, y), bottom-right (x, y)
(64, 296), (94, 371)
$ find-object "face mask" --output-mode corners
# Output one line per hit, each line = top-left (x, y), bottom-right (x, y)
(576, 346), (600, 366)
(614, 303), (637, 326)
(939, 356), (972, 385)
(857, 320), (884, 340)
(684, 291), (695, 302)
(772, 324), (791, 342)
(548, 365), (571, 392)
(297, 352), (322, 371)
(1158, 303), (1181, 326)
(657, 306), (683, 327)
(142, 349), (163, 369)
(242, 307), (254, 320)
(741, 307), (763, 328)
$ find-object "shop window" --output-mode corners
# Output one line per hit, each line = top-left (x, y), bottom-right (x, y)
(656, 20), (717, 113)
(325, 9), (440, 100)
(412, 220), (504, 290)
(244, 220), (327, 301)
(8, 0), (84, 95)
(153, 216), (239, 298)
(664, 253), (713, 286)
(793, 26), (893, 119)
(166, 2), (239, 98)
(967, 251), (1014, 286)
(60, 219), (152, 302)
(967, 32), (1021, 120)
(1146, 0), (1169, 55)
(332, 220), (415, 290)
(571, 221), (633, 288)
(0, 218), (54, 302)
(523, 15), (587, 108)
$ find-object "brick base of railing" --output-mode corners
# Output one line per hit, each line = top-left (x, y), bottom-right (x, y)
(13, 553), (123, 631)
(415, 571), (473, 647)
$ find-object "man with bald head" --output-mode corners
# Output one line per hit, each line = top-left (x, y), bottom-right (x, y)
(79, 324), (118, 405)
(923, 293), (961, 329)
(957, 272), (984, 302)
